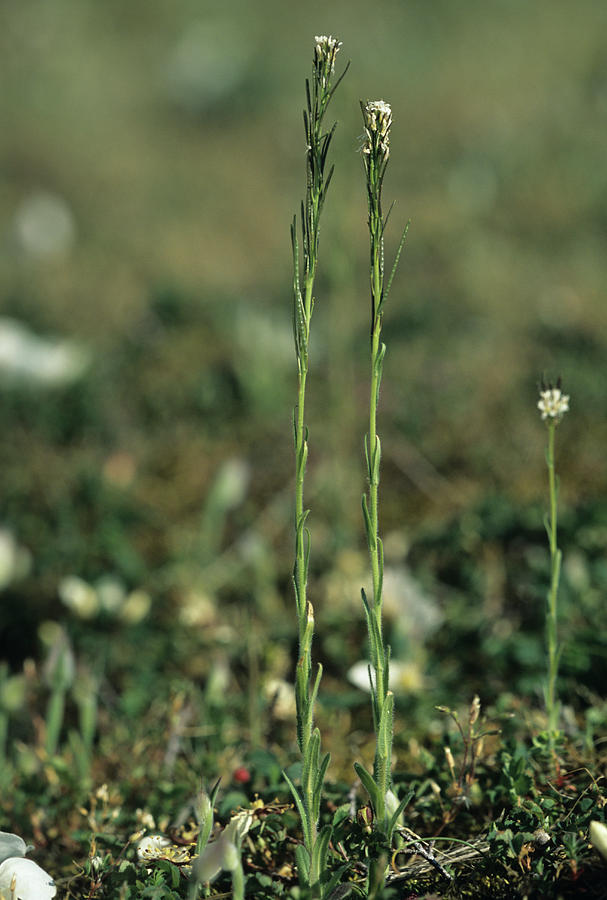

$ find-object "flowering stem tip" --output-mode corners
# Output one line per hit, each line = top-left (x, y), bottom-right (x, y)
(538, 378), (569, 422)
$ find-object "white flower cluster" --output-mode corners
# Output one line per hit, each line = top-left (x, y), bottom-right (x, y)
(314, 34), (341, 61)
(364, 100), (392, 134)
(59, 574), (151, 624)
(313, 35), (341, 85)
(362, 100), (392, 158)
(538, 386), (569, 421)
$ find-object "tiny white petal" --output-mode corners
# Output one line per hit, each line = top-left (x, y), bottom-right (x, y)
(0, 857), (56, 899)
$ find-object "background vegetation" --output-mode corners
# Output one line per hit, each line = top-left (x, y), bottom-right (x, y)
(1, 1), (606, 896)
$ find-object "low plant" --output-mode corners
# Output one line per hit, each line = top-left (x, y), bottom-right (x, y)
(286, 34), (348, 898)
(354, 97), (409, 850)
(537, 379), (570, 751)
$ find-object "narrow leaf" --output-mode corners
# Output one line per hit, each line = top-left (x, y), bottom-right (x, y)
(311, 824), (333, 883)
(354, 761), (380, 810)
(383, 219), (410, 304)
(284, 771), (309, 837)
(295, 843), (311, 884)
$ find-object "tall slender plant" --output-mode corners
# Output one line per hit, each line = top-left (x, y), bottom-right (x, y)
(285, 36), (348, 896)
(537, 378), (569, 750)
(354, 100), (409, 839)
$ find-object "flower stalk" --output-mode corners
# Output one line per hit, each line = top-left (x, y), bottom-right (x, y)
(288, 35), (347, 894)
(355, 99), (409, 835)
(538, 380), (569, 747)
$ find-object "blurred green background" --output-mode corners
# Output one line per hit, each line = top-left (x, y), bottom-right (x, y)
(1, 0), (606, 739)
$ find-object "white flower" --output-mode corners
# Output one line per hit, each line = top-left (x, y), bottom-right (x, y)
(0, 857), (56, 900)
(263, 678), (296, 720)
(135, 809), (156, 832)
(362, 100), (393, 160)
(0, 531), (31, 591)
(347, 659), (424, 694)
(119, 590), (151, 625)
(136, 834), (171, 862)
(365, 100), (392, 131)
(590, 820), (607, 860)
(313, 35), (342, 85)
(314, 34), (341, 61)
(538, 387), (569, 421)
(58, 575), (99, 619)
(0, 318), (87, 386)
(14, 191), (76, 259)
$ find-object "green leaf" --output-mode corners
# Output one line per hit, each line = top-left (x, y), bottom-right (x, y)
(371, 435), (382, 485)
(314, 751), (331, 819)
(386, 790), (413, 842)
(373, 344), (386, 381)
(311, 824), (333, 884)
(354, 761), (380, 810)
(284, 770), (309, 838)
(383, 219), (410, 304)
(309, 664), (323, 714)
(361, 494), (373, 546)
(295, 843), (311, 885)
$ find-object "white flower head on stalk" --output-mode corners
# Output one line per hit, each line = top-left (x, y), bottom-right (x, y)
(313, 35), (341, 86)
(538, 379), (569, 422)
(0, 833), (56, 900)
(362, 100), (392, 159)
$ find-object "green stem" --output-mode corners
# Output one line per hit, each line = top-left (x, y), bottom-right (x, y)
(364, 135), (391, 811)
(545, 420), (562, 744)
(294, 275), (316, 845)
(290, 39), (345, 893)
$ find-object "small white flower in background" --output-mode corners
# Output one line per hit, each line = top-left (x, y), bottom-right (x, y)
(590, 820), (607, 860)
(58, 575), (99, 620)
(263, 678), (296, 721)
(165, 21), (250, 116)
(347, 659), (424, 695)
(135, 809), (156, 832)
(0, 530), (31, 591)
(59, 575), (151, 624)
(538, 381), (569, 421)
(124, 592), (148, 625)
(13, 190), (76, 259)
(136, 834), (171, 862)
(0, 832), (56, 900)
(0, 318), (87, 387)
(96, 576), (126, 614)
